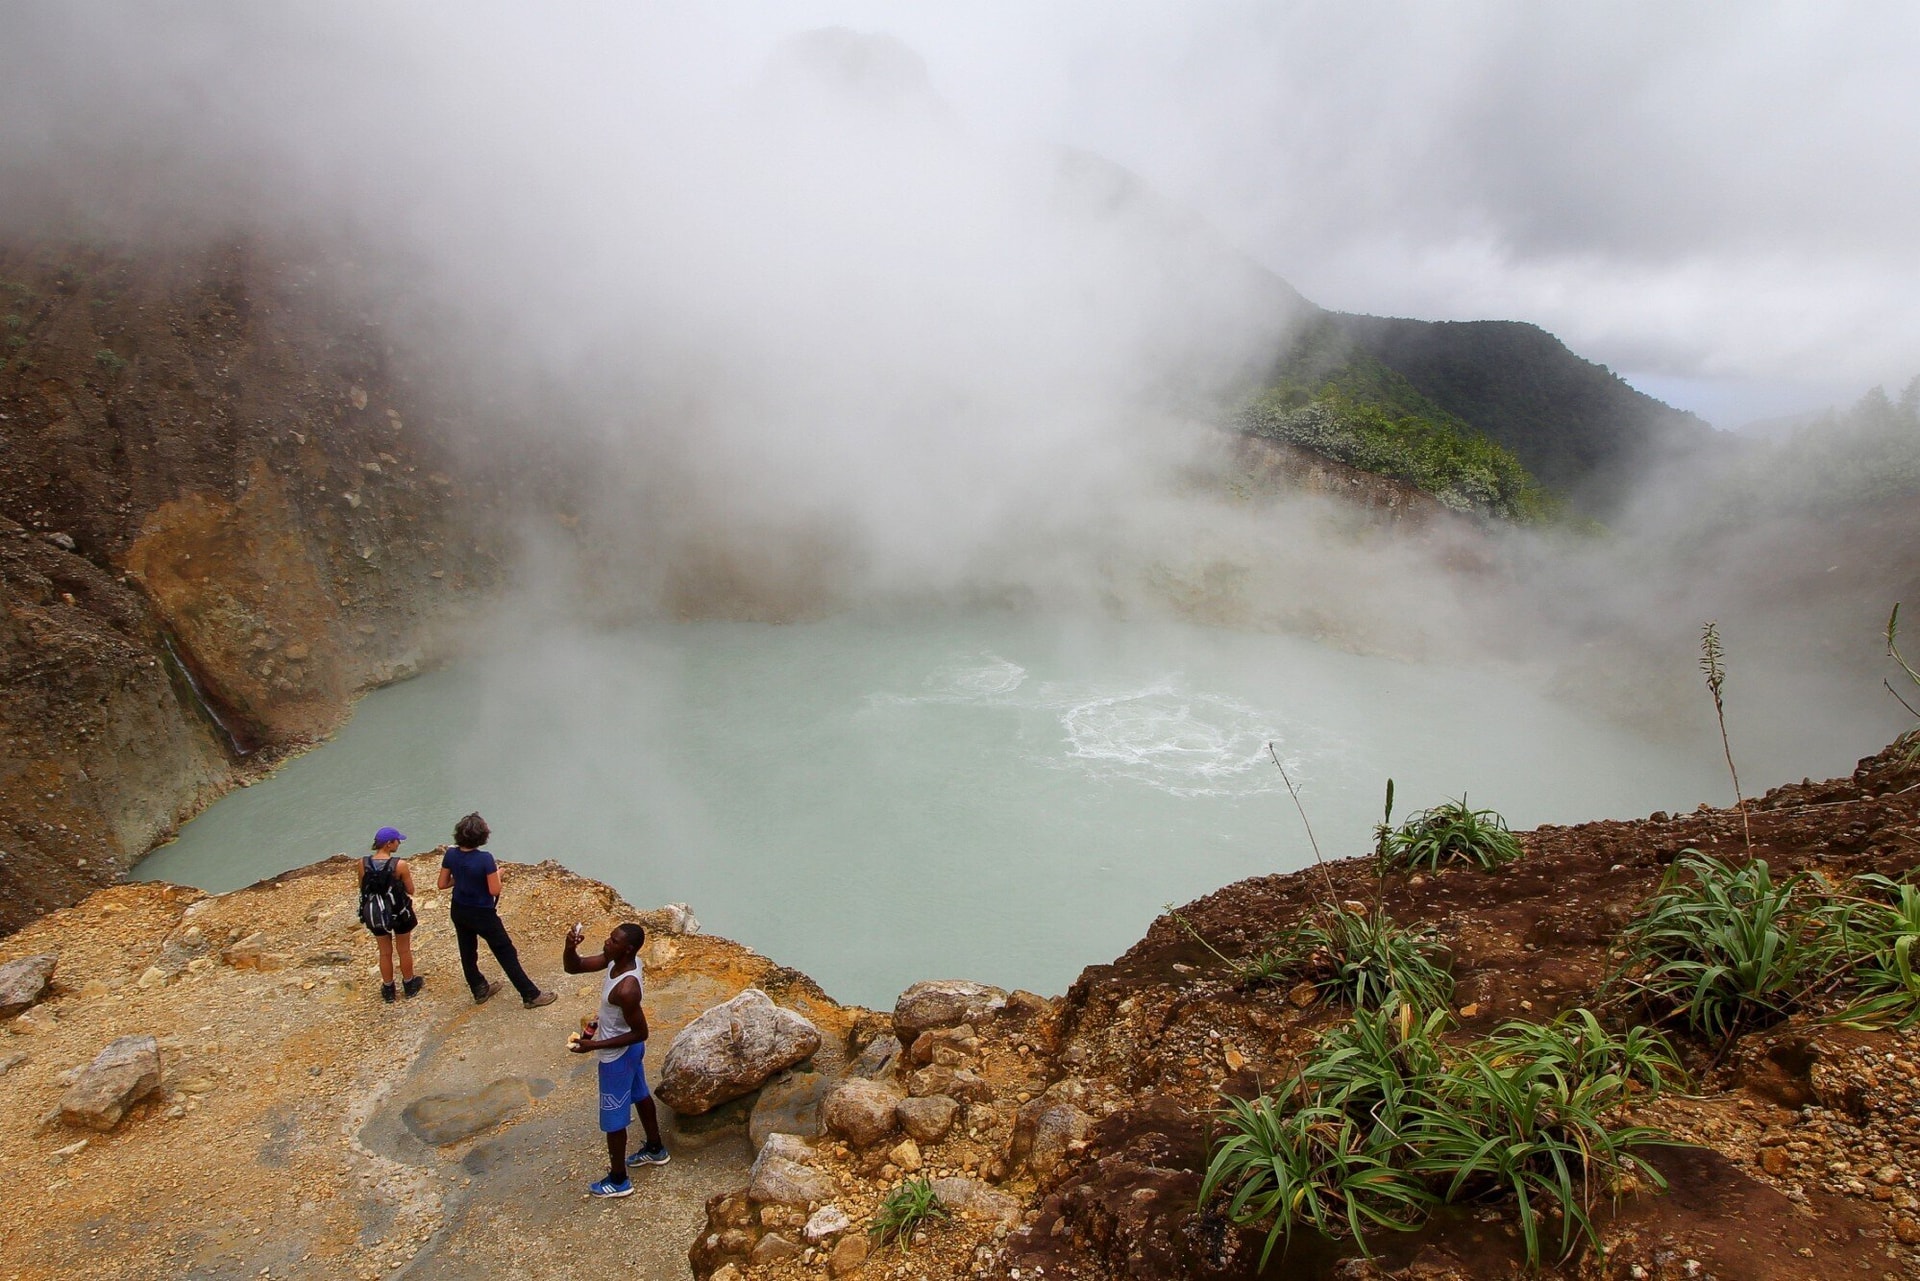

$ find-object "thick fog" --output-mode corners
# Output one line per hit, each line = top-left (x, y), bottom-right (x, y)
(3, 3), (1915, 786)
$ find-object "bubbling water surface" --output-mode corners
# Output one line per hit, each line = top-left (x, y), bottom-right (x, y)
(138, 612), (1779, 1007)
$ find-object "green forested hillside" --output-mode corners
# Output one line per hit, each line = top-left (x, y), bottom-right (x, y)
(1246, 311), (1719, 517)
(1233, 323), (1555, 520)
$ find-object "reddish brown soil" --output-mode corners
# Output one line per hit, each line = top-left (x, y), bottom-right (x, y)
(1003, 742), (1920, 1280)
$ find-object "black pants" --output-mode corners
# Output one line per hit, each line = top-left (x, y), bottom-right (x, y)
(449, 903), (541, 1001)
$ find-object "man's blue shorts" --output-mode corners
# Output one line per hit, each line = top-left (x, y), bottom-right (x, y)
(598, 1042), (651, 1133)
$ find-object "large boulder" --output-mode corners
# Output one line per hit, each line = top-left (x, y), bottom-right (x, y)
(0, 954), (57, 1018)
(59, 1035), (161, 1131)
(892, 980), (1006, 1047)
(821, 1077), (902, 1148)
(657, 989), (822, 1116)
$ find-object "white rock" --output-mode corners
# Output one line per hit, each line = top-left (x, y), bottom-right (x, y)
(803, 1205), (851, 1243)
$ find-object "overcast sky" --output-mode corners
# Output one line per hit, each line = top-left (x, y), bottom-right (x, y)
(851, 2), (1920, 425)
(4, 2), (1915, 427)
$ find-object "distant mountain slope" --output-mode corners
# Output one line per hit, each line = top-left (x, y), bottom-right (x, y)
(1302, 313), (1720, 513)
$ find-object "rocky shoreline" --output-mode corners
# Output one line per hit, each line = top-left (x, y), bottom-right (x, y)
(3, 741), (1918, 1280)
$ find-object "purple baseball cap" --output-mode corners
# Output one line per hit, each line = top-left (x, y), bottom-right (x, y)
(372, 826), (407, 848)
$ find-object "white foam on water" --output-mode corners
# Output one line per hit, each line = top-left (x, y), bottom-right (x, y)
(1046, 678), (1286, 798)
(927, 654), (1029, 698)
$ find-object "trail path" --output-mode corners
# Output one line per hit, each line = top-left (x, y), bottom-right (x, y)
(0, 857), (860, 1281)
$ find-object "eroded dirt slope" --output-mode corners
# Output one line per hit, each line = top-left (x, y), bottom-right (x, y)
(0, 237), (521, 930)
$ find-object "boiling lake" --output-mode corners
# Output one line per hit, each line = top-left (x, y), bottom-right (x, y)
(134, 613), (1850, 1009)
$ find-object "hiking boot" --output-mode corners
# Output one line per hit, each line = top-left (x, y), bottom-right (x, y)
(523, 990), (557, 1010)
(402, 976), (425, 998)
(472, 980), (497, 1005)
(632, 1142), (671, 1168)
(381, 982), (397, 1004)
(588, 1176), (633, 1198)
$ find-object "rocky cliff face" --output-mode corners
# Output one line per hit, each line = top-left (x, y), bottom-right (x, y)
(0, 237), (513, 931)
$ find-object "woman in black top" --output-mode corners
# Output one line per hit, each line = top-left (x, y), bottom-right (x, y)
(435, 812), (556, 1008)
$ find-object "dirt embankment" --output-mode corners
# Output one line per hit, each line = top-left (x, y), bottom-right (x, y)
(0, 237), (525, 931)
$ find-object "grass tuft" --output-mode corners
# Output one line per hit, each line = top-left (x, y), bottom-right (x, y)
(1201, 1002), (1680, 1267)
(868, 1177), (948, 1251)
(1605, 852), (1826, 1039)
(1379, 796), (1524, 873)
(1271, 903), (1454, 1013)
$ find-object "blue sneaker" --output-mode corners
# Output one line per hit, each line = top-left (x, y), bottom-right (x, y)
(588, 1176), (633, 1198)
(632, 1143), (671, 1167)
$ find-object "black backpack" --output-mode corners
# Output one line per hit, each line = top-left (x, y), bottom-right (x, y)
(359, 857), (417, 933)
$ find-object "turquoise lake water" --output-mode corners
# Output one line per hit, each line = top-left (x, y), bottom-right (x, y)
(136, 612), (1764, 1008)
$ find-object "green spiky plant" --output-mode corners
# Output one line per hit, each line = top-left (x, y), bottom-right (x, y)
(1270, 903), (1454, 1013)
(1201, 1001), (1682, 1267)
(1605, 852), (1829, 1039)
(1819, 873), (1920, 1028)
(1379, 796), (1524, 873)
(868, 1177), (948, 1251)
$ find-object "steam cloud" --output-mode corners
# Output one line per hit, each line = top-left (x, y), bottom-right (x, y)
(2, 4), (1914, 787)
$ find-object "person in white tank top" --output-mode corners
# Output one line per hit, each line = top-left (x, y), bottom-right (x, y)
(564, 921), (668, 1195)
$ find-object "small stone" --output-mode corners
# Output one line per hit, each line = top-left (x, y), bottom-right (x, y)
(1457, 1003), (1480, 1018)
(1761, 1148), (1792, 1177)
(823, 1078), (903, 1147)
(59, 1035), (162, 1131)
(0, 954), (57, 1018)
(1892, 1213), (1920, 1244)
(803, 1205), (851, 1243)
(1287, 981), (1318, 1008)
(889, 1137), (923, 1172)
(750, 1233), (802, 1265)
(1223, 1047), (1246, 1073)
(827, 1234), (869, 1278)
(896, 1095), (959, 1144)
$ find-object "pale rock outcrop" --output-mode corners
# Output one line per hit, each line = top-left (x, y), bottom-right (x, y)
(927, 1176), (1021, 1227)
(907, 1022), (980, 1068)
(821, 1077), (902, 1147)
(0, 954), (56, 1018)
(59, 1035), (161, 1131)
(892, 979), (1006, 1046)
(657, 989), (822, 1116)
(749, 1156), (840, 1207)
(896, 1093), (959, 1144)
(908, 1064), (992, 1102)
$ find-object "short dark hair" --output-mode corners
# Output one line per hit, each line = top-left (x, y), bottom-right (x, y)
(613, 922), (646, 949)
(453, 812), (490, 849)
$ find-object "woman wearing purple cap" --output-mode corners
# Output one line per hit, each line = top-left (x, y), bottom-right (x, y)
(358, 826), (423, 1003)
